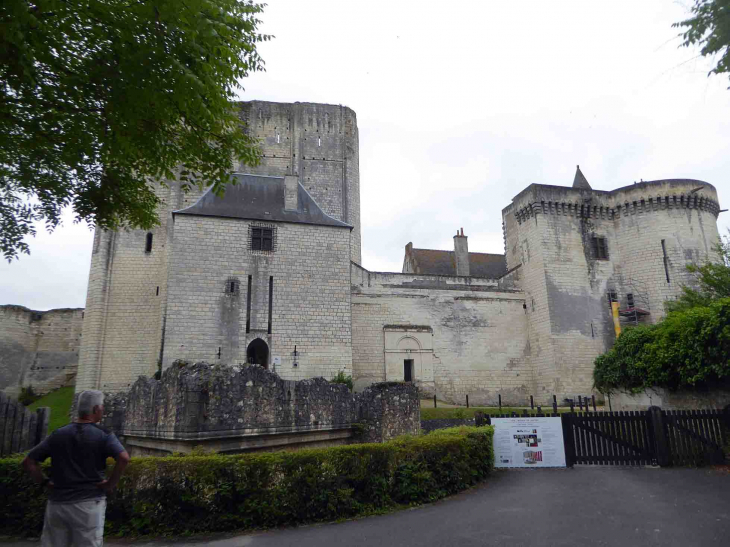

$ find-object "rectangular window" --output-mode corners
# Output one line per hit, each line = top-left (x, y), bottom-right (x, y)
(627, 293), (635, 308)
(251, 227), (273, 251)
(591, 236), (609, 260)
(607, 291), (617, 307)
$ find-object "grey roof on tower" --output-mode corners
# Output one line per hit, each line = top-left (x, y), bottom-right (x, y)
(173, 174), (352, 229)
(572, 165), (592, 190)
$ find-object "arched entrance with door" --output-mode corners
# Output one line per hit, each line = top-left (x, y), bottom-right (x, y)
(246, 338), (269, 368)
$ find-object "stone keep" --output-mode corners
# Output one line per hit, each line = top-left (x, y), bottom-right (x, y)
(6, 100), (718, 408)
(75, 101), (360, 392)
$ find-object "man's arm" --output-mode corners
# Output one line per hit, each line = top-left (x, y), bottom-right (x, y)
(22, 457), (50, 486)
(96, 450), (130, 493)
(22, 436), (52, 488)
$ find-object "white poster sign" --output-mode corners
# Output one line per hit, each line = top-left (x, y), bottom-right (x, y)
(272, 356), (281, 366)
(492, 417), (566, 468)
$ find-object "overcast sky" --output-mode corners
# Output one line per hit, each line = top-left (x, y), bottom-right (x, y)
(2, 0), (729, 310)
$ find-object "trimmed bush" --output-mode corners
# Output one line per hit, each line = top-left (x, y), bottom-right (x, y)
(0, 426), (493, 537)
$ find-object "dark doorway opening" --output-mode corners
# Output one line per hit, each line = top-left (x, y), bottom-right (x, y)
(404, 359), (414, 382)
(247, 339), (269, 368)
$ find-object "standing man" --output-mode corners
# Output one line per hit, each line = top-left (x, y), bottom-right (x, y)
(22, 390), (130, 547)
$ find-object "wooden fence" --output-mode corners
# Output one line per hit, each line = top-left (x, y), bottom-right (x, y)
(478, 406), (729, 467)
(0, 393), (50, 457)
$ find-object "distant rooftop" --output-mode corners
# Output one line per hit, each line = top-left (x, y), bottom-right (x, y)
(408, 248), (507, 279)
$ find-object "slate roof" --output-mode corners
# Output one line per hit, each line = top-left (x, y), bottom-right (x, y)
(174, 174), (351, 228)
(410, 248), (507, 279)
(572, 165), (592, 190)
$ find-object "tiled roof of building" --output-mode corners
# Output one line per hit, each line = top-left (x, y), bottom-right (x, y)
(410, 248), (507, 279)
(174, 174), (351, 228)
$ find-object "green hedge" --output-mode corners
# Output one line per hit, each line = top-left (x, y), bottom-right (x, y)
(0, 426), (493, 537)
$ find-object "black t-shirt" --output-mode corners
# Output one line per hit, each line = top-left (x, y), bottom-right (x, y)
(28, 422), (125, 503)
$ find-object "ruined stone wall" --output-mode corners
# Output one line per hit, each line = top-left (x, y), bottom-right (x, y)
(0, 306), (83, 396)
(238, 101), (361, 264)
(76, 181), (206, 393)
(503, 179), (721, 404)
(350, 263), (532, 406)
(356, 382), (420, 443)
(164, 215), (352, 382)
(95, 362), (419, 452)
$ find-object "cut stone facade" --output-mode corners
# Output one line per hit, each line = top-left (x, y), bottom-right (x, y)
(2, 103), (723, 409)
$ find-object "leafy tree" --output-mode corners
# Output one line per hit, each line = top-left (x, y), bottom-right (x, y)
(1, 0), (270, 260)
(674, 0), (730, 86)
(594, 299), (730, 393)
(667, 233), (730, 312)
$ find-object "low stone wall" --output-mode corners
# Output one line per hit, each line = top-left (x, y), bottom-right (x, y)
(609, 386), (730, 411)
(421, 418), (475, 434)
(356, 382), (421, 443)
(92, 362), (419, 455)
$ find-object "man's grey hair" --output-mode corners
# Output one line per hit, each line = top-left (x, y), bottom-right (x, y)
(77, 390), (104, 417)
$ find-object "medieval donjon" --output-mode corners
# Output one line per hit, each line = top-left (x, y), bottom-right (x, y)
(11, 100), (722, 406)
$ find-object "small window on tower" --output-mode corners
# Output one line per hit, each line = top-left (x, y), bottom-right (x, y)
(251, 227), (274, 251)
(145, 232), (153, 253)
(591, 236), (609, 260)
(627, 293), (635, 308)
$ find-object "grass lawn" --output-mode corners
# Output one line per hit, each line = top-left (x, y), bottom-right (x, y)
(421, 406), (572, 420)
(27, 386), (74, 432)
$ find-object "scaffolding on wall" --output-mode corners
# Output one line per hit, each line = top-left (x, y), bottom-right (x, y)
(618, 277), (651, 326)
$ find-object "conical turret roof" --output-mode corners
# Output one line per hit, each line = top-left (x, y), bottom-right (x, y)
(573, 165), (592, 190)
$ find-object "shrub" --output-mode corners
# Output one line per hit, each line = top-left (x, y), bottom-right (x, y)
(0, 426), (493, 537)
(330, 370), (353, 391)
(594, 298), (730, 393)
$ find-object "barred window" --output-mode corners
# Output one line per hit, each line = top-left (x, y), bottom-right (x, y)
(251, 227), (273, 251)
(591, 236), (609, 260)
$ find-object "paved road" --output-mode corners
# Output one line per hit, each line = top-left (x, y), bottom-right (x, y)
(5, 467), (729, 547)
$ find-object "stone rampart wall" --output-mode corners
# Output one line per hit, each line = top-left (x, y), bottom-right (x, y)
(350, 263), (531, 406)
(0, 306), (84, 396)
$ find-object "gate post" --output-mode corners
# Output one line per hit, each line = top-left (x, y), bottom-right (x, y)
(561, 413), (575, 468)
(648, 406), (669, 467)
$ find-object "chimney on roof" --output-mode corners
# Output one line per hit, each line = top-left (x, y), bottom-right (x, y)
(454, 228), (470, 277)
(284, 174), (298, 210)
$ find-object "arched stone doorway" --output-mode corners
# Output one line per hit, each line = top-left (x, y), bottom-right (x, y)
(246, 339), (269, 368)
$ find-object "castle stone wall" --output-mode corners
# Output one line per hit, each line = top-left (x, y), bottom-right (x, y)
(238, 101), (361, 264)
(350, 263), (532, 406)
(0, 306), (83, 396)
(163, 215), (353, 382)
(76, 181), (206, 392)
(503, 179), (721, 404)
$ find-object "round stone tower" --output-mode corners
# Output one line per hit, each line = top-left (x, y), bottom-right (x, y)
(237, 101), (361, 265)
(608, 179), (721, 320)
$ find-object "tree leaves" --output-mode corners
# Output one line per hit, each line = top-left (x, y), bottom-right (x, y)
(674, 0), (730, 86)
(0, 0), (271, 260)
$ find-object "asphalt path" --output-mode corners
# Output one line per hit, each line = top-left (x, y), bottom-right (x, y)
(5, 467), (729, 547)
